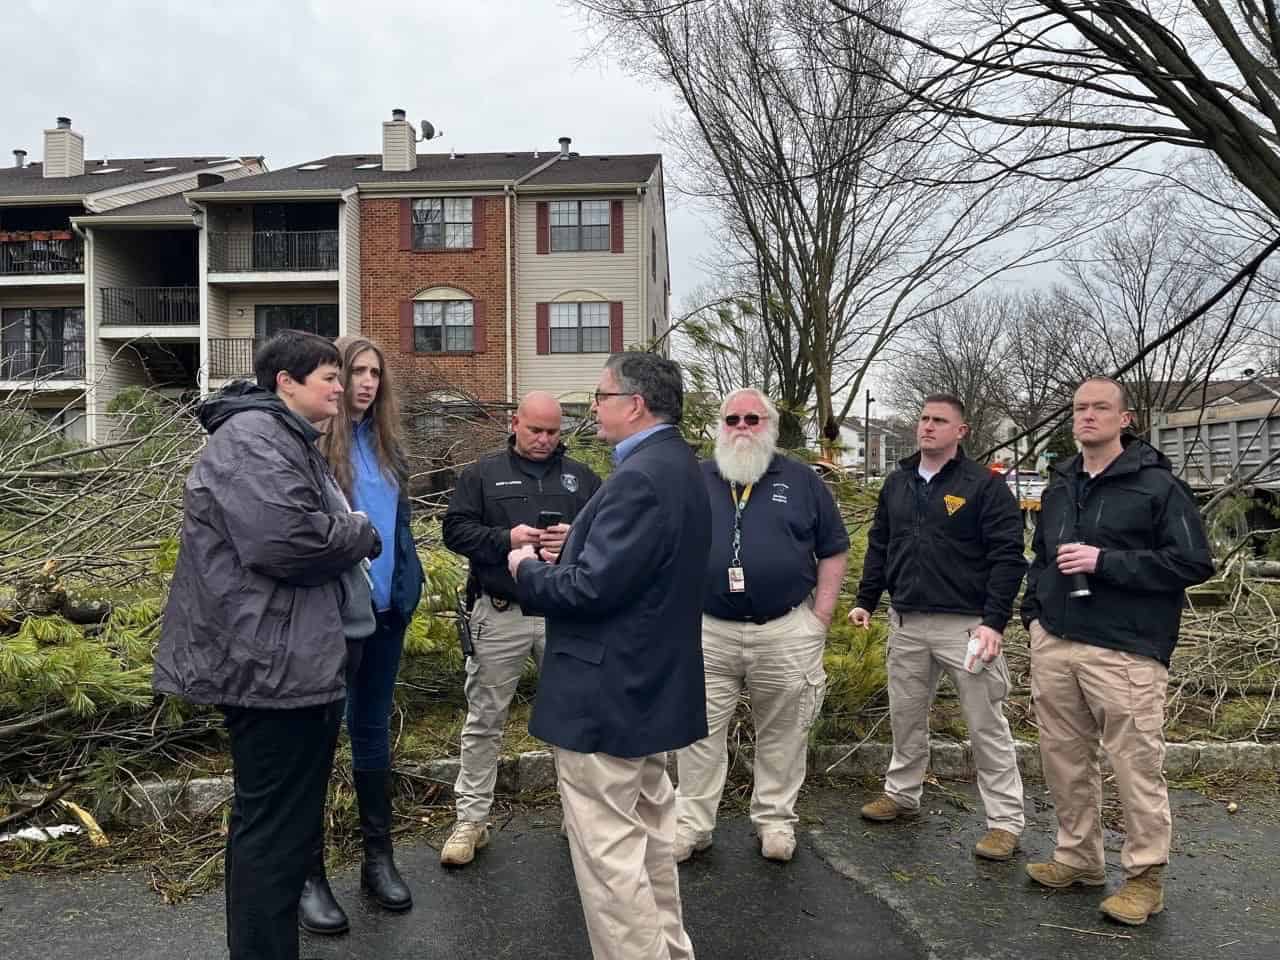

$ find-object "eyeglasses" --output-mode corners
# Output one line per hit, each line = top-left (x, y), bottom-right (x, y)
(593, 390), (634, 404)
(724, 414), (764, 427)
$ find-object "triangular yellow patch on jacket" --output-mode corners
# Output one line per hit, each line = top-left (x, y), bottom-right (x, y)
(944, 494), (966, 516)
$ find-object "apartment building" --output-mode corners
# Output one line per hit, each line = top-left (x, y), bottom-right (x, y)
(3, 110), (670, 441)
(0, 116), (262, 439)
(189, 110), (671, 412)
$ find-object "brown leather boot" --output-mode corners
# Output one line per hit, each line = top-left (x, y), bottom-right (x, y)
(974, 828), (1019, 861)
(1100, 865), (1165, 925)
(1025, 860), (1106, 888)
(860, 794), (921, 822)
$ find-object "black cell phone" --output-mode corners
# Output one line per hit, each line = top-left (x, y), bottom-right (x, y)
(537, 510), (564, 529)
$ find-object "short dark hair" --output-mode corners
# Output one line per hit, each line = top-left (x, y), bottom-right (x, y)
(606, 352), (684, 424)
(1078, 376), (1131, 411)
(922, 393), (966, 418)
(254, 330), (341, 392)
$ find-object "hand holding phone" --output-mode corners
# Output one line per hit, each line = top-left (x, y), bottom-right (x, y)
(536, 510), (564, 529)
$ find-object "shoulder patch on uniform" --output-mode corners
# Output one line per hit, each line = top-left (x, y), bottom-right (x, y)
(561, 473), (579, 493)
(944, 494), (966, 516)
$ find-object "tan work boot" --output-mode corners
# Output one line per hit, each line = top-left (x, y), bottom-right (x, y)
(1025, 859), (1106, 888)
(1100, 866), (1165, 926)
(860, 794), (921, 823)
(974, 828), (1019, 862)
(439, 820), (490, 866)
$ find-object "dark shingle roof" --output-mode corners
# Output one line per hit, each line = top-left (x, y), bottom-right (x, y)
(194, 152), (661, 195)
(0, 156), (247, 199)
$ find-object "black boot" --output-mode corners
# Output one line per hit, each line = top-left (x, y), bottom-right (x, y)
(353, 769), (413, 911)
(298, 839), (350, 935)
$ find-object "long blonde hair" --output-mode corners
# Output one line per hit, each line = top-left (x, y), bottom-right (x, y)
(322, 336), (407, 500)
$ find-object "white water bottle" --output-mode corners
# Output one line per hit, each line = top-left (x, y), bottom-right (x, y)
(964, 634), (986, 674)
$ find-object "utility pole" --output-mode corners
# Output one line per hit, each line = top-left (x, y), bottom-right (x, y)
(864, 389), (875, 482)
(1013, 434), (1021, 500)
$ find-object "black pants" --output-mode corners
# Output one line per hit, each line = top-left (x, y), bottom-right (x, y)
(222, 700), (343, 960)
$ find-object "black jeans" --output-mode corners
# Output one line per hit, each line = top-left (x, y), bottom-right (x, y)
(222, 700), (343, 960)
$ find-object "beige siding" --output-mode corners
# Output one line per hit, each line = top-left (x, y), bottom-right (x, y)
(91, 343), (149, 439)
(205, 204), (254, 247)
(516, 196), (641, 398)
(226, 285), (339, 338)
(42, 130), (84, 178)
(207, 286), (230, 338)
(94, 175), (200, 211)
(342, 197), (361, 335)
(90, 230), (150, 321)
(381, 123), (415, 172)
(643, 167), (670, 348)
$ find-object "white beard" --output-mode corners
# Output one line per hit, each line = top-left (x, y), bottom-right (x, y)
(715, 431), (775, 485)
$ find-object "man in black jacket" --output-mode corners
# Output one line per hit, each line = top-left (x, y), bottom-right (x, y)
(851, 394), (1027, 862)
(1022, 377), (1213, 926)
(440, 391), (601, 865)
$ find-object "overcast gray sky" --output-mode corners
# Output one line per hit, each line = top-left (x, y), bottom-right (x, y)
(3, 0), (712, 302)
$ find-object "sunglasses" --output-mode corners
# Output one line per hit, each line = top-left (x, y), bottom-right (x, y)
(724, 414), (764, 427)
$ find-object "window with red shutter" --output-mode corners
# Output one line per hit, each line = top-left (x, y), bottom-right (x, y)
(610, 200), (624, 253)
(610, 302), (624, 352)
(536, 203), (550, 255)
(536, 302), (550, 354)
(472, 197), (486, 250)
(472, 300), (487, 353)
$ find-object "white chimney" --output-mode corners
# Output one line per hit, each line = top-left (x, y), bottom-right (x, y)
(559, 136), (572, 158)
(43, 117), (85, 178)
(381, 108), (417, 173)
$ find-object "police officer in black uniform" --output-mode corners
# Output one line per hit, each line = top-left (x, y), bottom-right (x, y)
(439, 391), (601, 865)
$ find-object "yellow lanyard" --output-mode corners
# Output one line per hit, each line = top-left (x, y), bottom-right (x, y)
(731, 482), (754, 510)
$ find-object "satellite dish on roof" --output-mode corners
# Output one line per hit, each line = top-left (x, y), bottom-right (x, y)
(420, 120), (441, 141)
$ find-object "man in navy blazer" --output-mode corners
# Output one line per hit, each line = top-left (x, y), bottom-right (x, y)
(508, 352), (710, 960)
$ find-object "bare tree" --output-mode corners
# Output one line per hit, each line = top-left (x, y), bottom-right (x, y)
(1056, 199), (1253, 432)
(996, 288), (1094, 460)
(574, 0), (1085, 453)
(884, 293), (1012, 458)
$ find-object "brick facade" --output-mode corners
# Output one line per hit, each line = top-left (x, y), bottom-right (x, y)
(360, 195), (513, 405)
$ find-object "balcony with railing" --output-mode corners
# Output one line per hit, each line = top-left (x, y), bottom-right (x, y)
(207, 231), (339, 274)
(100, 286), (199, 327)
(208, 338), (257, 379)
(0, 233), (85, 276)
(0, 339), (85, 380)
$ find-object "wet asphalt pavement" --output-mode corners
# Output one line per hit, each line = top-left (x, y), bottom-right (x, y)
(2, 780), (1277, 959)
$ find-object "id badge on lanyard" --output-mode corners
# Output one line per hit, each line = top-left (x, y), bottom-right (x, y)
(728, 482), (752, 592)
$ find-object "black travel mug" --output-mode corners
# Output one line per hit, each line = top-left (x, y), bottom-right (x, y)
(1065, 541), (1091, 598)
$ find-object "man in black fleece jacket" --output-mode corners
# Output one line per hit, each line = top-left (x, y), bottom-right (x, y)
(851, 394), (1027, 862)
(1022, 377), (1212, 927)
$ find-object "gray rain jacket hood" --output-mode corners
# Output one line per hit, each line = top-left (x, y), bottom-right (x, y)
(154, 382), (377, 708)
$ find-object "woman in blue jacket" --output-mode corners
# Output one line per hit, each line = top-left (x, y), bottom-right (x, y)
(303, 335), (425, 934)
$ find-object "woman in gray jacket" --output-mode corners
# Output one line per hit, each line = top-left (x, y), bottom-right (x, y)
(155, 330), (379, 960)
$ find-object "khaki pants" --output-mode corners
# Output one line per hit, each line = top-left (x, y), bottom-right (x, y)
(557, 748), (694, 960)
(884, 609), (1025, 832)
(454, 595), (547, 822)
(1029, 620), (1171, 878)
(675, 606), (827, 840)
